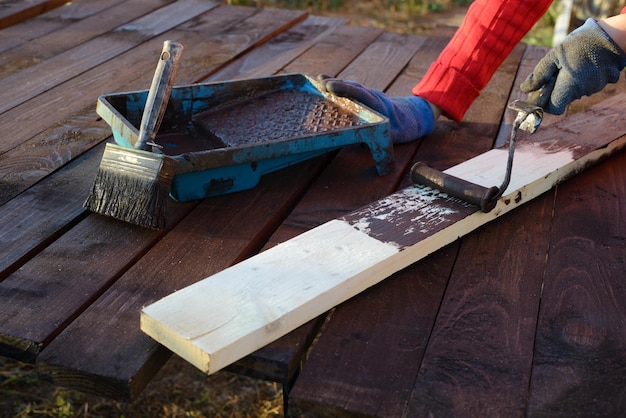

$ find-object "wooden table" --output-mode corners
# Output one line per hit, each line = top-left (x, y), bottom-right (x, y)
(1, 1), (625, 416)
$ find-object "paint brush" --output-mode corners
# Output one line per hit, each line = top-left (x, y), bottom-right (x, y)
(84, 40), (184, 229)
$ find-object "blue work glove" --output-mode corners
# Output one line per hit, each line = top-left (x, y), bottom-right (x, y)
(317, 76), (435, 144)
(521, 18), (626, 115)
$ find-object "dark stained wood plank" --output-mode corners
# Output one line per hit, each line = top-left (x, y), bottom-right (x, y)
(0, 214), (166, 362)
(205, 14), (348, 82)
(0, 0), (130, 55)
(0, 143), (102, 280)
(278, 24), (385, 77)
(0, 0), (170, 79)
(0, 0), (67, 30)
(287, 36), (526, 417)
(36, 158), (327, 400)
(527, 151), (626, 417)
(406, 194), (552, 417)
(334, 31), (425, 88)
(184, 6), (307, 79)
(0, 0), (219, 115)
(0, 111), (115, 206)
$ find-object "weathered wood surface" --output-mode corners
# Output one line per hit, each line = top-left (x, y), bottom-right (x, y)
(0, 1), (625, 415)
(526, 151), (626, 417)
(0, 0), (66, 30)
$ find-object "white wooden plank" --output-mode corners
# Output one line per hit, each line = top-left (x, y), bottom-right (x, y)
(141, 220), (399, 374)
(141, 93), (626, 375)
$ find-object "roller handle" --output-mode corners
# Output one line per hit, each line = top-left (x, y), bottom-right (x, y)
(135, 40), (184, 151)
(411, 162), (500, 213)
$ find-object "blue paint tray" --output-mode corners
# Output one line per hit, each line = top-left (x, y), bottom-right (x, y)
(95, 73), (392, 202)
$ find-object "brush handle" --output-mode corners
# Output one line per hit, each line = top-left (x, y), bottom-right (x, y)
(135, 40), (184, 150)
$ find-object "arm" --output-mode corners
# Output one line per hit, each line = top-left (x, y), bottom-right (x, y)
(318, 0), (552, 143)
(413, 0), (553, 122)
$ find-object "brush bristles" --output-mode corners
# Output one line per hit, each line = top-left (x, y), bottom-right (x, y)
(84, 143), (176, 230)
(85, 169), (169, 229)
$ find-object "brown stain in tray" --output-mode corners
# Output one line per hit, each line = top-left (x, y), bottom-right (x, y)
(156, 89), (364, 156)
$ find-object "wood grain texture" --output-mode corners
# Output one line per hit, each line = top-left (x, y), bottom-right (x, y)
(206, 14), (346, 82)
(37, 159), (326, 400)
(406, 194), (552, 417)
(0, 0), (67, 30)
(0, 0), (161, 79)
(527, 151), (626, 417)
(0, 0), (219, 115)
(335, 31), (426, 89)
(0, 214), (163, 362)
(0, 145), (101, 280)
(279, 24), (385, 77)
(0, 0), (130, 56)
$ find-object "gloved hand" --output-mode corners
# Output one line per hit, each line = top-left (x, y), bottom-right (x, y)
(317, 76), (435, 144)
(521, 18), (626, 115)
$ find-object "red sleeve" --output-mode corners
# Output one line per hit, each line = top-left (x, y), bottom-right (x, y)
(413, 0), (553, 122)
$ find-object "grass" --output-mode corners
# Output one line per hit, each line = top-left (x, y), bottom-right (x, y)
(0, 1), (559, 417)
(1, 356), (283, 418)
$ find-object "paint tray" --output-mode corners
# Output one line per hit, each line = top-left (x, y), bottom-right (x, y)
(95, 73), (392, 202)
